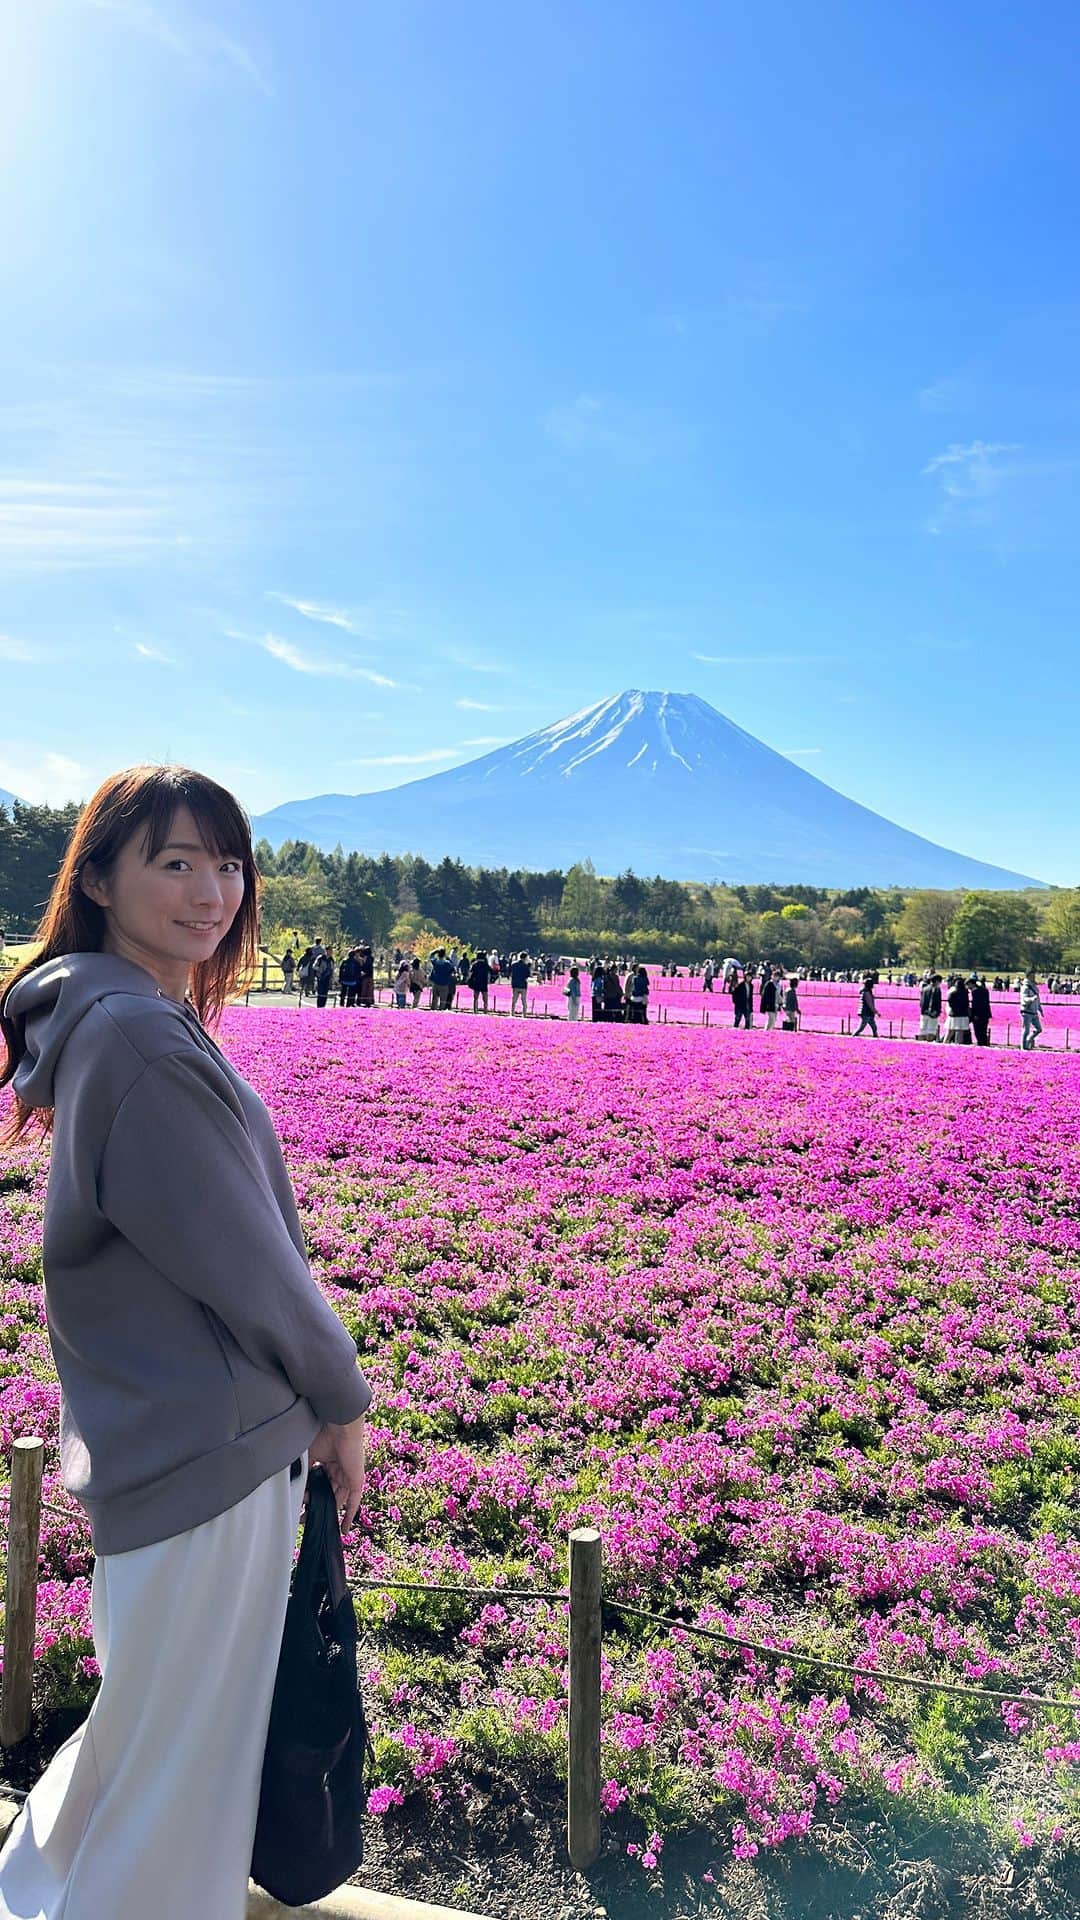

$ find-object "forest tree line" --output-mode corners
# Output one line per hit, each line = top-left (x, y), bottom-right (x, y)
(1, 798), (1078, 972)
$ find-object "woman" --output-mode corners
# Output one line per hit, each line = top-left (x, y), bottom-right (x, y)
(408, 955), (425, 1008)
(295, 946), (315, 998)
(279, 948), (296, 994)
(0, 765), (371, 1920)
(918, 974), (942, 1041)
(626, 965), (649, 1025)
(945, 973), (971, 1043)
(759, 971), (778, 1031)
(854, 976), (878, 1037)
(564, 965), (582, 1020)
(781, 977), (800, 1031)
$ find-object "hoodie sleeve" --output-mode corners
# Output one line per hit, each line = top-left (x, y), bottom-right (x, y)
(97, 1049), (372, 1425)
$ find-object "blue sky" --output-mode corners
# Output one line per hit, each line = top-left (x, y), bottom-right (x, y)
(1, 0), (1078, 880)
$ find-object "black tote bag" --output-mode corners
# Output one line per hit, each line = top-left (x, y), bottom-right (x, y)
(251, 1462), (374, 1906)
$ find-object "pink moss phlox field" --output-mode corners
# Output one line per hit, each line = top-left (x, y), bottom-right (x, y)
(4, 1010), (1080, 1864)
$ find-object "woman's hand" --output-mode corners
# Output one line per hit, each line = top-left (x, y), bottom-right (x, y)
(306, 1413), (367, 1532)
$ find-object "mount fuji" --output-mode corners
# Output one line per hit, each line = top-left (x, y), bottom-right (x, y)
(249, 690), (1042, 888)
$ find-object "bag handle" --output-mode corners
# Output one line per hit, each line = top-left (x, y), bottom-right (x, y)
(294, 1466), (350, 1616)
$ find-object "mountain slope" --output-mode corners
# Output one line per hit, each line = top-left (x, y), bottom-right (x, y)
(249, 690), (1043, 888)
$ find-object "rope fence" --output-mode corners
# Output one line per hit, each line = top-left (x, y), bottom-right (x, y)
(6, 1441), (1080, 1869)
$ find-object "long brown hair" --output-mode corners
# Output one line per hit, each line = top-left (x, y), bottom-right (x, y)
(0, 765), (263, 1148)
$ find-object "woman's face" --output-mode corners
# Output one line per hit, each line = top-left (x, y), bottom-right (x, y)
(82, 800), (247, 975)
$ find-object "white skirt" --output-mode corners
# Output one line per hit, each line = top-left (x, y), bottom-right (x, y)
(918, 1014), (939, 1037)
(946, 1015), (970, 1034)
(0, 1449), (308, 1920)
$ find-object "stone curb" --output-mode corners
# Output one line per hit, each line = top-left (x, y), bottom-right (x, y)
(1, 1798), (492, 1920)
(248, 1887), (495, 1920)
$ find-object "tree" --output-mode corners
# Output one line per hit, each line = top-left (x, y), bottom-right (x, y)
(945, 892), (1039, 970)
(1041, 889), (1080, 967)
(560, 861), (605, 932)
(893, 891), (962, 966)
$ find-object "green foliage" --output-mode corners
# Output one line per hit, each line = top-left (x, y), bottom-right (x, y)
(946, 892), (1040, 969)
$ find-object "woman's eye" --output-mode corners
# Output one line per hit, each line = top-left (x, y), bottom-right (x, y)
(165, 859), (242, 871)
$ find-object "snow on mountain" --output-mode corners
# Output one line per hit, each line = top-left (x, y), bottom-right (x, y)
(248, 690), (1043, 888)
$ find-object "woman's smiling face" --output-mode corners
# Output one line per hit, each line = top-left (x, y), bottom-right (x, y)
(80, 801), (248, 999)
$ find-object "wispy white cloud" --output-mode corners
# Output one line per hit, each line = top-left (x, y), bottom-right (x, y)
(255, 633), (409, 690)
(74, 0), (272, 95)
(692, 650), (838, 666)
(132, 639), (179, 663)
(0, 480), (178, 569)
(346, 735), (508, 767)
(459, 736), (510, 747)
(918, 375), (977, 414)
(923, 439), (1020, 479)
(266, 592), (363, 634)
(444, 647), (512, 677)
(922, 439), (1021, 533)
(348, 747), (466, 768)
(455, 698), (507, 712)
(0, 636), (37, 662)
(0, 744), (89, 805)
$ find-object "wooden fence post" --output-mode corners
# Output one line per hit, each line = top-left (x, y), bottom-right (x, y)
(567, 1527), (602, 1871)
(1, 1436), (44, 1748)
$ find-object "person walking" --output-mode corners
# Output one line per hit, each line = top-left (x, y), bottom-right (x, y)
(295, 946), (315, 999)
(408, 955), (425, 1008)
(945, 974), (971, 1043)
(467, 951), (491, 1013)
(626, 965), (650, 1024)
(731, 970), (751, 1030)
(509, 952), (531, 1017)
(970, 975), (992, 1047)
(0, 768), (372, 1920)
(854, 976), (878, 1037)
(393, 956), (412, 1008)
(918, 974), (943, 1041)
(702, 959), (714, 993)
(1020, 972), (1044, 1050)
(312, 946), (334, 1007)
(564, 965), (582, 1020)
(759, 970), (778, 1031)
(279, 947), (295, 995)
(337, 947), (360, 1008)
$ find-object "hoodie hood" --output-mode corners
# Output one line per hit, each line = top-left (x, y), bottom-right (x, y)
(5, 951), (189, 1110)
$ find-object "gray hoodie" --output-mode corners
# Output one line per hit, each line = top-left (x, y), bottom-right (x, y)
(4, 951), (372, 1553)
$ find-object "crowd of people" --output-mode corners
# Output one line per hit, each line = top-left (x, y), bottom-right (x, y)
(270, 937), (1057, 1051)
